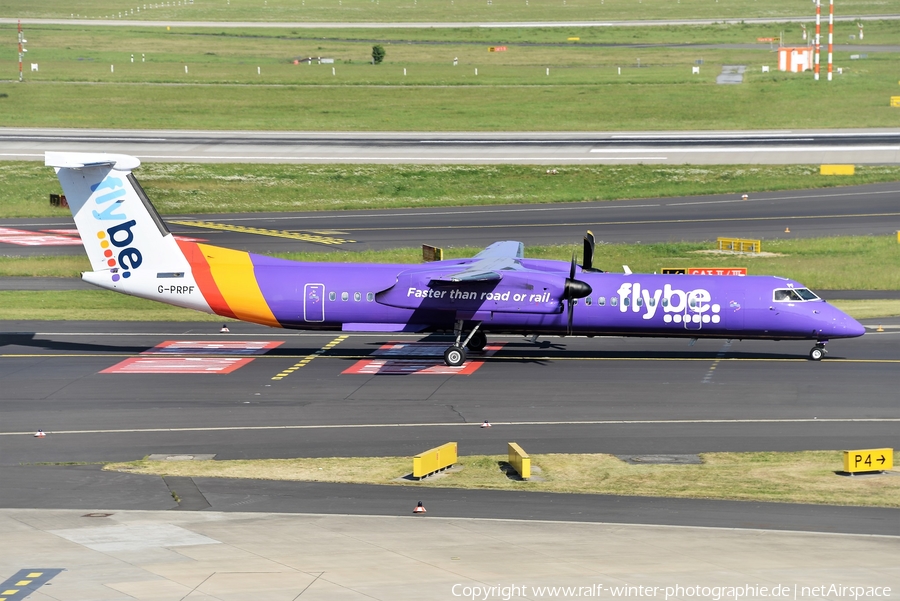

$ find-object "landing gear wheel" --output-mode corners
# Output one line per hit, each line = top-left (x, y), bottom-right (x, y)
(809, 347), (825, 361)
(443, 345), (467, 367)
(466, 330), (487, 352)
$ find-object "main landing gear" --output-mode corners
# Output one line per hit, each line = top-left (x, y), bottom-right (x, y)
(443, 320), (485, 367)
(809, 341), (828, 361)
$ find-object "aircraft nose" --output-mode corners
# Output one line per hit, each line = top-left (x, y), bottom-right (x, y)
(819, 304), (866, 338)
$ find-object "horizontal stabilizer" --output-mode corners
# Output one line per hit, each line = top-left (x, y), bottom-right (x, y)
(45, 152), (141, 171)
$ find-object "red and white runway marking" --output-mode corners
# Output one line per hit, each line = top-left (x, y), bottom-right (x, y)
(0, 227), (82, 246)
(102, 340), (283, 374)
(142, 340), (283, 355)
(101, 356), (255, 374)
(343, 342), (503, 376)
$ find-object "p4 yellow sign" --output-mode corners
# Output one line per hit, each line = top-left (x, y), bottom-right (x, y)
(843, 448), (893, 473)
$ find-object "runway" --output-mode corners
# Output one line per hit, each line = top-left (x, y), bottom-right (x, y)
(1, 319), (898, 534)
(3, 127), (899, 165)
(3, 181), (899, 257)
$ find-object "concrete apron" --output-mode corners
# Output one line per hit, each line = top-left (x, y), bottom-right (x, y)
(1, 509), (898, 601)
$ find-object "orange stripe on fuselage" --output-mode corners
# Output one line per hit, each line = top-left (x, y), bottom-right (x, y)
(193, 243), (280, 328)
(176, 239), (238, 320)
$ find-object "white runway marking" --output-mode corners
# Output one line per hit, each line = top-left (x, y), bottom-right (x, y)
(590, 146), (899, 152)
(2, 417), (898, 437)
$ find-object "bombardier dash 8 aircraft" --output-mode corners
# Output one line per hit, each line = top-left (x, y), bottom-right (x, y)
(48, 152), (865, 365)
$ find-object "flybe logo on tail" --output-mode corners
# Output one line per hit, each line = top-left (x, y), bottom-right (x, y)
(90, 175), (143, 282)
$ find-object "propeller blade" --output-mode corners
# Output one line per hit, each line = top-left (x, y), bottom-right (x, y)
(564, 253), (592, 336)
(583, 230), (595, 270)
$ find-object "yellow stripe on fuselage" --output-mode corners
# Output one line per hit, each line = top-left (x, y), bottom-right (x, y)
(197, 243), (281, 328)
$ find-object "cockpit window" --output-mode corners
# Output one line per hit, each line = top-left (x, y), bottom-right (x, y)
(773, 289), (803, 302)
(796, 288), (819, 300)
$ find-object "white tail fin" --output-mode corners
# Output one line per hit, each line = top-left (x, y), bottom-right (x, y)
(46, 152), (210, 313)
(47, 152), (187, 279)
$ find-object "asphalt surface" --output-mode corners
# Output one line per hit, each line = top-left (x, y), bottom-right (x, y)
(3, 128), (899, 165)
(3, 181), (899, 256)
(1, 319), (898, 534)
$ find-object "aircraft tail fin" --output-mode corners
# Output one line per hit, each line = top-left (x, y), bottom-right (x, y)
(46, 152), (189, 284)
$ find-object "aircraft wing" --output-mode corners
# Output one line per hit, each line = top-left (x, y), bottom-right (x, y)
(431, 241), (525, 282)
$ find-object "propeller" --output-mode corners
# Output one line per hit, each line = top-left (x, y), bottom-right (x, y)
(563, 254), (592, 335)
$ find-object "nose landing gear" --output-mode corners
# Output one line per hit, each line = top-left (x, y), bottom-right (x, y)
(809, 341), (828, 361)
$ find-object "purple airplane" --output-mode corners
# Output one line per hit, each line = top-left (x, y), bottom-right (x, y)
(48, 152), (865, 366)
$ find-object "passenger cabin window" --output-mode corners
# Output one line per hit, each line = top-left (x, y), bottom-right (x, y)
(367, 292), (375, 301)
(611, 297), (618, 307)
(354, 292), (361, 302)
(341, 292), (349, 301)
(598, 297), (606, 306)
(585, 297), (592, 306)
(329, 292), (336, 301)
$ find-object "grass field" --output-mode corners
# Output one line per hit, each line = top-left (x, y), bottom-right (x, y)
(0, 21), (897, 130)
(102, 451), (900, 508)
(3, 0), (896, 22)
(5, 161), (900, 218)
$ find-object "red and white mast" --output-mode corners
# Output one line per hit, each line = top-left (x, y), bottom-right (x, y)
(827, 0), (834, 81)
(17, 20), (24, 83)
(814, 0), (821, 80)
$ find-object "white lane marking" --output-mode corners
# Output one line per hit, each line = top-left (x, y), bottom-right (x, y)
(2, 152), (670, 161)
(613, 132), (894, 139)
(3, 331), (401, 338)
(0, 136), (167, 142)
(2, 417), (898, 436)
(591, 146), (900, 152)
(136, 155), (671, 161)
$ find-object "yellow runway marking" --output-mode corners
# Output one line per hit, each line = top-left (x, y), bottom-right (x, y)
(170, 220), (355, 245)
(271, 335), (349, 380)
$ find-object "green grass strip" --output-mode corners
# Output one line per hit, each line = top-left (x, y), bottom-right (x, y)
(103, 451), (900, 508)
(5, 161), (900, 218)
(2, 0), (894, 21)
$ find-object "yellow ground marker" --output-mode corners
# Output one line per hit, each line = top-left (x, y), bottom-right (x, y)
(170, 220), (355, 246)
(272, 335), (349, 380)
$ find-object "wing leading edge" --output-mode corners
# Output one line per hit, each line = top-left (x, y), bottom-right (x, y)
(431, 241), (526, 282)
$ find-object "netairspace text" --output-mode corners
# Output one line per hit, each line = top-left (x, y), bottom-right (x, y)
(450, 583), (893, 600)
